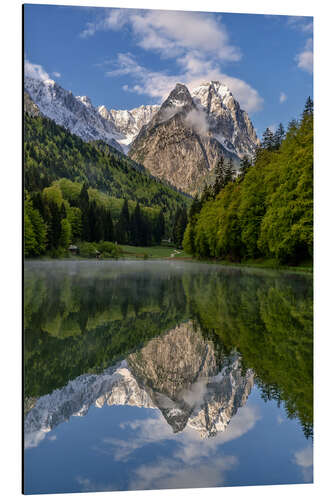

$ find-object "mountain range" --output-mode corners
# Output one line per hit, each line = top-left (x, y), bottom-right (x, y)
(24, 76), (259, 194)
(24, 321), (254, 448)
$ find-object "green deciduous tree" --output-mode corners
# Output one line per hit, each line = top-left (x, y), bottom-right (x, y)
(60, 218), (72, 249)
(24, 197), (47, 256)
(183, 97), (313, 266)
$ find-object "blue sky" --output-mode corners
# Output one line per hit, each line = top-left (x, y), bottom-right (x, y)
(24, 4), (313, 138)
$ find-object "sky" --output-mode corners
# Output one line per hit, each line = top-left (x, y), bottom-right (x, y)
(24, 4), (313, 138)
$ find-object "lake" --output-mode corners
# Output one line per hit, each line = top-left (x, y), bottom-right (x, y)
(23, 260), (313, 494)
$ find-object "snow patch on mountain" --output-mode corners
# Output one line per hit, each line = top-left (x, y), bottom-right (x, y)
(24, 76), (125, 152)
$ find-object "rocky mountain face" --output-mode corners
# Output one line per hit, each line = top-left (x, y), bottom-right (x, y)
(192, 81), (259, 159)
(24, 77), (124, 152)
(24, 91), (40, 117)
(24, 321), (254, 447)
(128, 84), (227, 194)
(128, 321), (254, 437)
(129, 82), (259, 194)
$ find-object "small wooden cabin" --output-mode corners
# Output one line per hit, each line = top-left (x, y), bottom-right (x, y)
(68, 245), (79, 255)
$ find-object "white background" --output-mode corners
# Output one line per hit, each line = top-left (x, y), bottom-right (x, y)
(0, 0), (331, 499)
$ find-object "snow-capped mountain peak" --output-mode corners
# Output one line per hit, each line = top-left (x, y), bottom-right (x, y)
(24, 76), (124, 152)
(24, 76), (259, 164)
(76, 95), (93, 108)
(191, 80), (260, 157)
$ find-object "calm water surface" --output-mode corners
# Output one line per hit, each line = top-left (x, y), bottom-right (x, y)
(24, 260), (313, 494)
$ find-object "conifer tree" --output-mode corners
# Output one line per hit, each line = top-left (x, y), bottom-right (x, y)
(239, 156), (251, 179)
(154, 209), (165, 244)
(201, 182), (213, 203)
(262, 127), (275, 151)
(189, 194), (202, 221)
(116, 199), (130, 244)
(303, 96), (313, 117)
(90, 203), (104, 242)
(48, 201), (62, 249)
(224, 158), (234, 184)
(173, 207), (188, 248)
(80, 183), (89, 207)
(79, 183), (90, 241)
(103, 210), (114, 242)
(273, 123), (285, 150)
(28, 205), (47, 254)
(212, 156), (226, 198)
(131, 202), (143, 245)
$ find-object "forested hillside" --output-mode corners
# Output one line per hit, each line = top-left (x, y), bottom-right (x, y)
(183, 98), (313, 266)
(24, 113), (190, 257)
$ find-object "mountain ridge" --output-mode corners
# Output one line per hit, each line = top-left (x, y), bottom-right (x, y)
(24, 76), (258, 157)
(24, 321), (254, 448)
(24, 76), (259, 194)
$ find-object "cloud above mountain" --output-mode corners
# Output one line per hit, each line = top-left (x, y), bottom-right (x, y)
(105, 52), (263, 113)
(81, 9), (263, 113)
(24, 60), (50, 81)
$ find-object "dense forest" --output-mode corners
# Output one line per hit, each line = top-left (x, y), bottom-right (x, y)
(24, 112), (190, 257)
(183, 98), (313, 266)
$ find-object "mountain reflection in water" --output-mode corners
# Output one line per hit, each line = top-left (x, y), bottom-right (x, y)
(24, 261), (313, 493)
(25, 320), (254, 447)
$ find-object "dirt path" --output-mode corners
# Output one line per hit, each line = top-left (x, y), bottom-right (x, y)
(170, 249), (182, 258)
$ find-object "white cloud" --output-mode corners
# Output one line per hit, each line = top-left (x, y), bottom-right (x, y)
(80, 9), (127, 38)
(294, 445), (313, 468)
(24, 429), (48, 449)
(24, 60), (49, 81)
(293, 445), (313, 482)
(287, 16), (313, 34)
(82, 9), (263, 113)
(96, 403), (260, 463)
(52, 71), (61, 78)
(76, 476), (117, 493)
(296, 38), (313, 74)
(101, 404), (261, 490)
(130, 10), (240, 62)
(214, 74), (263, 112)
(81, 9), (240, 63)
(78, 403), (261, 491)
(106, 52), (263, 112)
(280, 92), (287, 103)
(130, 455), (237, 490)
